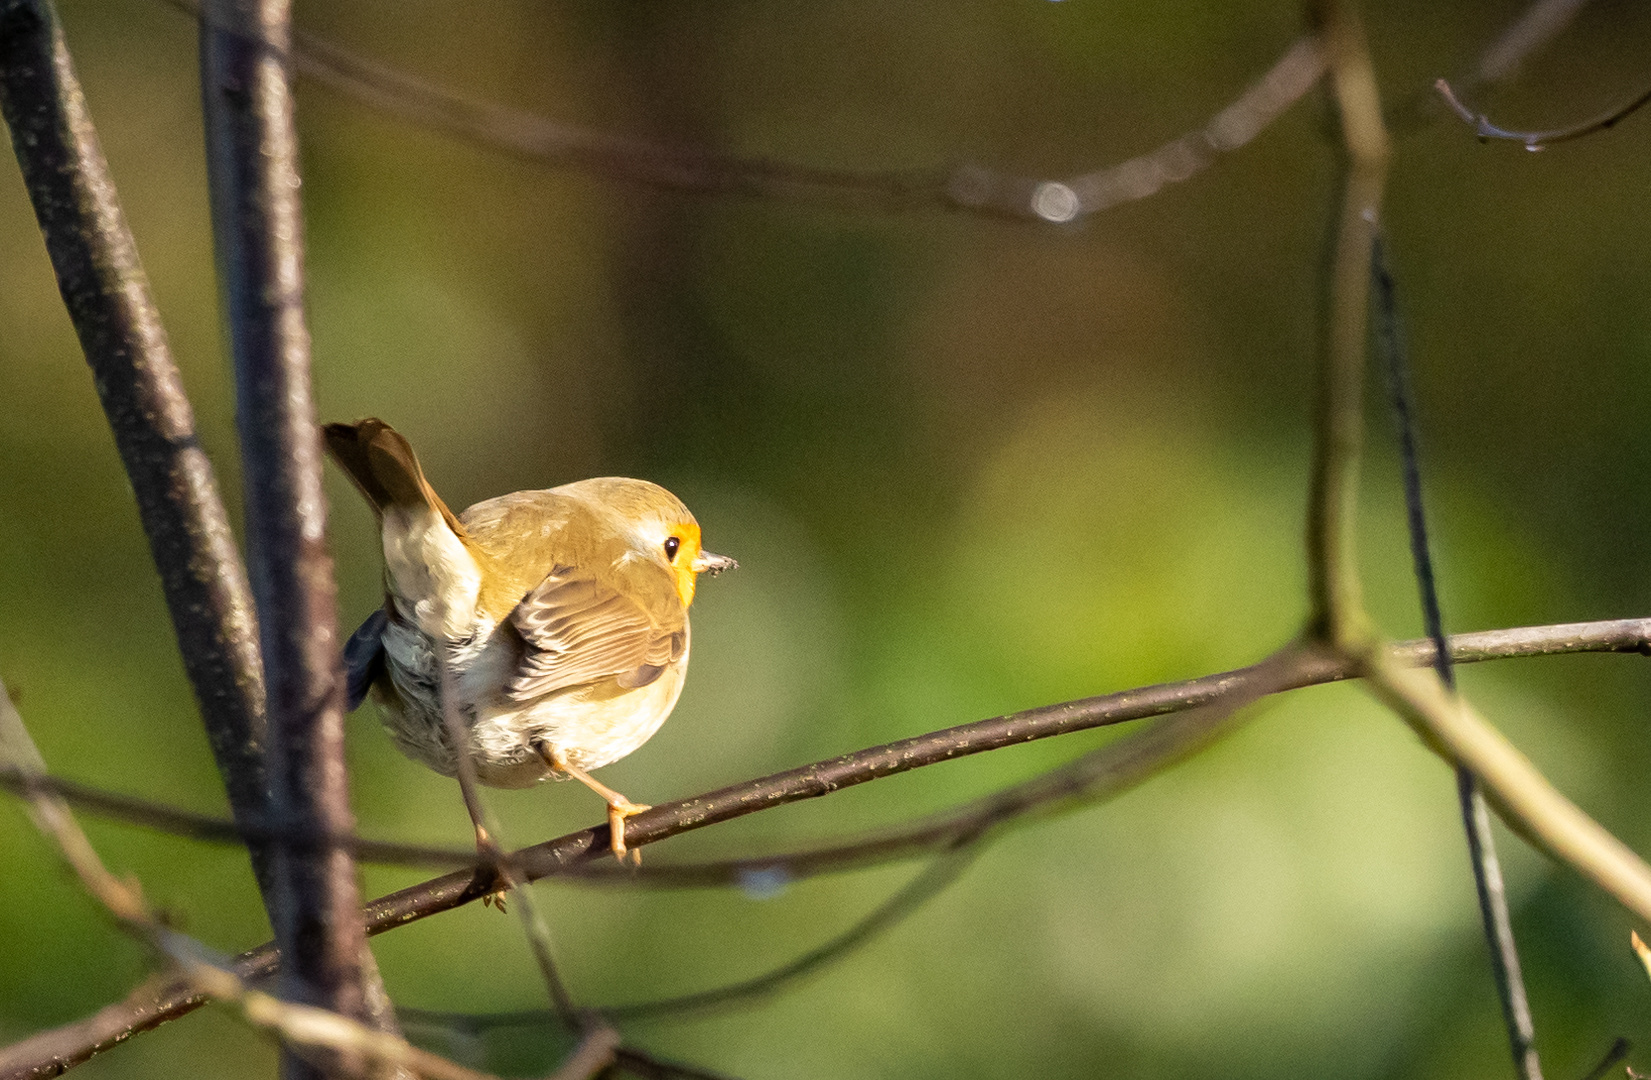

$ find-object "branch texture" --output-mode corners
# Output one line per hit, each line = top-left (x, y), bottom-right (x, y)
(199, 0), (367, 1062)
(0, 0), (276, 888)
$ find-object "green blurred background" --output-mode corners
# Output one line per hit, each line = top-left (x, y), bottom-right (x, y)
(5, 1), (1651, 1076)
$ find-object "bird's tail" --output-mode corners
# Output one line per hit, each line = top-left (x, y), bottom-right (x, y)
(322, 418), (466, 538)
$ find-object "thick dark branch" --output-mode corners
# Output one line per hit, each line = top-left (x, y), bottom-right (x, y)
(6, 618), (1648, 1078)
(0, 0), (275, 887)
(199, 0), (366, 1061)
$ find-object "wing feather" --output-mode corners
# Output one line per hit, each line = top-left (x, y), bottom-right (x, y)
(506, 566), (684, 700)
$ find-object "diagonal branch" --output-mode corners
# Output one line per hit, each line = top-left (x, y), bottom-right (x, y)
(0, 0), (275, 892)
(5, 619), (1651, 1078)
(1375, 238), (1541, 1080)
(1, 681), (501, 1080)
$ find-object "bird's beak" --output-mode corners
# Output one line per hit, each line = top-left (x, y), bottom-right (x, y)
(692, 550), (737, 576)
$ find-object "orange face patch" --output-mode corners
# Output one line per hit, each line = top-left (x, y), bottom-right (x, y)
(670, 521), (704, 608)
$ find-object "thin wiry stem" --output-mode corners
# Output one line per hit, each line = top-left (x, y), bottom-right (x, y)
(435, 659), (581, 1031)
(1473, 0), (1593, 85)
(1365, 655), (1651, 926)
(1375, 238), (1541, 1080)
(402, 842), (982, 1032)
(200, 0), (368, 1067)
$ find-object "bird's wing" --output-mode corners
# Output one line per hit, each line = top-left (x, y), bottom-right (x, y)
(505, 567), (686, 700)
(343, 608), (388, 711)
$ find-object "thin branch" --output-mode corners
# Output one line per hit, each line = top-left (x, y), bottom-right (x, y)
(0, 682), (497, 1080)
(0, 0), (275, 895)
(547, 1027), (620, 1080)
(407, 843), (984, 1032)
(1375, 238), (1541, 1080)
(0, 769), (480, 868)
(1365, 656), (1651, 926)
(0, 619), (1639, 888)
(200, 0), (368, 1065)
(1472, 0), (1592, 85)
(1575, 1038), (1629, 1080)
(395, 652), (1305, 1033)
(7, 620), (1651, 1078)
(1434, 76), (1651, 150)
(155, 0), (1324, 224)
(1306, 0), (1389, 647)
(436, 658), (580, 1030)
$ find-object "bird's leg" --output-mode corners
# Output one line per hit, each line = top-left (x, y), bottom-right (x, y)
(538, 744), (650, 862)
(474, 821), (510, 913)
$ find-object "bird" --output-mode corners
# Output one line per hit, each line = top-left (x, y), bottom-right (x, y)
(323, 418), (734, 861)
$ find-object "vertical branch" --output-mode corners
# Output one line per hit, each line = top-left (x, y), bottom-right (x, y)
(198, 0), (367, 1072)
(1305, 0), (1389, 649)
(0, 0), (275, 886)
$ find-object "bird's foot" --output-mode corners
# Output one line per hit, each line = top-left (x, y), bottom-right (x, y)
(474, 823), (510, 913)
(607, 800), (651, 863)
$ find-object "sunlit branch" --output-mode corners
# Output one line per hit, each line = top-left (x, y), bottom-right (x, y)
(0, 682), (497, 1080)
(0, 618), (1646, 883)
(5, 620), (1650, 1078)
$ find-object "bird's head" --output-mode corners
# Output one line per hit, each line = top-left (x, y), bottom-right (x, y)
(578, 478), (736, 607)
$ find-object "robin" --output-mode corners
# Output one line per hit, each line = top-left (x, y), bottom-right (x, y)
(324, 419), (734, 860)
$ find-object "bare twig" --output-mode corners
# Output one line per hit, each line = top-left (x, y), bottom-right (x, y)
(0, 769), (480, 868)
(0, 0), (275, 893)
(1434, 76), (1651, 150)
(547, 1027), (620, 1080)
(1, 681), (496, 1080)
(1375, 239), (1541, 1080)
(407, 843), (984, 1032)
(435, 658), (580, 1030)
(1306, 0), (1389, 648)
(154, 0), (1323, 224)
(0, 619), (1643, 886)
(200, 0), (369, 1066)
(7, 620), (1651, 1078)
(1366, 657), (1651, 925)
(1574, 1037), (1629, 1080)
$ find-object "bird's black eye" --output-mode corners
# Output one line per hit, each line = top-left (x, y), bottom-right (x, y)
(664, 536), (681, 561)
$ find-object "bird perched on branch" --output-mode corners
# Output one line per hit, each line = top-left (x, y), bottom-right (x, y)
(324, 418), (734, 860)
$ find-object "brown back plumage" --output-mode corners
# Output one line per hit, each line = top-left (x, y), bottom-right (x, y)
(322, 418), (467, 538)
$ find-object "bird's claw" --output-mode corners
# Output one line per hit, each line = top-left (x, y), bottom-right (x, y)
(607, 800), (651, 862)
